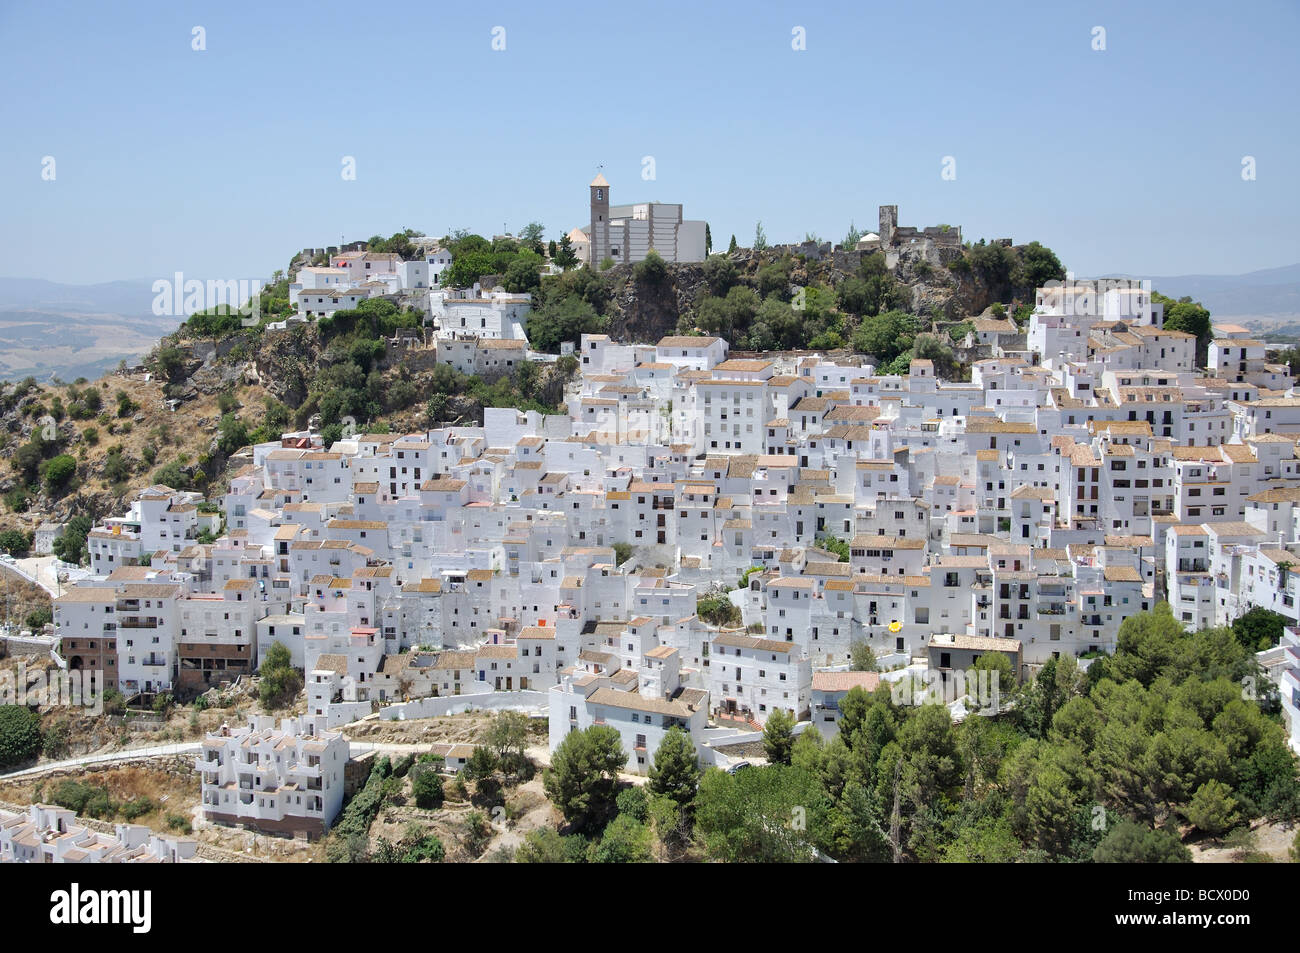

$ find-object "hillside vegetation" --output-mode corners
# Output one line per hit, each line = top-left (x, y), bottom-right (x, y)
(0, 230), (1063, 543)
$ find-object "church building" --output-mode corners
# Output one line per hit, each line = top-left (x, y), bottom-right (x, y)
(580, 174), (708, 267)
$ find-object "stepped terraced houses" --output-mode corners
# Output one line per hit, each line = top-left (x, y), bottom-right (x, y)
(48, 280), (1300, 773)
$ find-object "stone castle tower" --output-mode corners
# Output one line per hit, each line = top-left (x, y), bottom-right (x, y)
(878, 205), (898, 245)
(589, 173), (610, 265)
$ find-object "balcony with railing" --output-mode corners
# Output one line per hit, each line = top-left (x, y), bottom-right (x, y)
(119, 616), (160, 629)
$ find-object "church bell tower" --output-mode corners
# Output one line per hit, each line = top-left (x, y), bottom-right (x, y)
(589, 173), (610, 265)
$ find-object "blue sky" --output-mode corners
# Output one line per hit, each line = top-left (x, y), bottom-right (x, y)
(1, 0), (1296, 287)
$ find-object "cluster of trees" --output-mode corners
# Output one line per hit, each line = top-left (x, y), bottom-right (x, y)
(47, 778), (157, 823)
(532, 603), (1299, 863)
(423, 358), (570, 429)
(180, 273), (295, 338)
(525, 264), (616, 353)
(949, 240), (1065, 300)
(687, 255), (846, 352)
(365, 229), (425, 261)
(300, 299), (425, 441)
(526, 723), (700, 862)
(6, 382), (107, 499)
(325, 754), (399, 862)
(732, 603), (1298, 862)
(325, 713), (533, 863)
(10, 422), (79, 499)
(441, 230), (546, 292)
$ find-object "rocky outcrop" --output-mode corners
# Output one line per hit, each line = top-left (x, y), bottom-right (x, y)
(254, 323), (322, 407)
(602, 262), (707, 344)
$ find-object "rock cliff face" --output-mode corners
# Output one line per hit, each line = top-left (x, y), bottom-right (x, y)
(594, 246), (1032, 344)
(253, 323), (322, 407)
(601, 262), (707, 345)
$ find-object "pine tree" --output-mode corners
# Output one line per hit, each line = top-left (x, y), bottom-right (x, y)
(762, 708), (796, 764)
(648, 726), (701, 808)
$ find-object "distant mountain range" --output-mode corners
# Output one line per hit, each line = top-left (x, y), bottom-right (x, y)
(1103, 264), (1300, 335)
(0, 278), (180, 382)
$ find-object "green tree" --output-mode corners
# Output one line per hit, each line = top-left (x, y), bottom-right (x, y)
(520, 221), (546, 248)
(0, 529), (32, 557)
(647, 726), (700, 809)
(615, 784), (649, 822)
(591, 814), (653, 863)
(25, 606), (52, 631)
(554, 234), (579, 269)
(515, 828), (571, 863)
(526, 294), (607, 354)
(154, 346), (185, 381)
(217, 414), (250, 456)
(696, 593), (741, 627)
(1092, 820), (1191, 863)
(913, 333), (960, 379)
(1232, 606), (1288, 651)
(727, 234), (737, 254)
(633, 249), (668, 286)
(258, 640), (303, 709)
(852, 309), (919, 363)
(543, 724), (628, 830)
(1154, 291), (1212, 364)
(753, 221), (767, 252)
(412, 766), (445, 809)
(702, 255), (738, 297)
(762, 708), (797, 765)
(1013, 241), (1065, 290)
(462, 745), (499, 786)
(972, 651), (1013, 699)
(504, 255), (543, 295)
(483, 710), (530, 775)
(850, 640), (878, 672)
(695, 764), (830, 862)
(1186, 779), (1239, 836)
(43, 454), (77, 493)
(0, 705), (42, 769)
(612, 542), (633, 566)
(52, 515), (93, 565)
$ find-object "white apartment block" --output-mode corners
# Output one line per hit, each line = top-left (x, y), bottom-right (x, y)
(0, 804), (198, 863)
(42, 304), (1299, 766)
(197, 716), (348, 839)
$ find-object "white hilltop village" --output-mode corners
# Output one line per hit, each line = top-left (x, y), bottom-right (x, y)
(11, 182), (1300, 855)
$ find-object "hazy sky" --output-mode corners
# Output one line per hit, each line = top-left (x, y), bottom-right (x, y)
(1, 0), (1297, 287)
